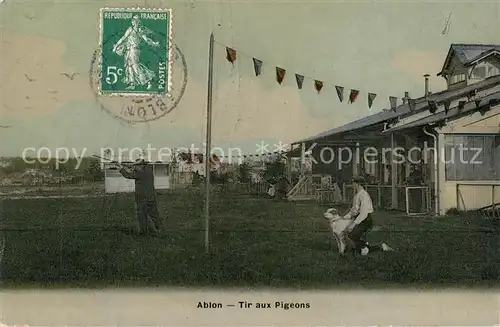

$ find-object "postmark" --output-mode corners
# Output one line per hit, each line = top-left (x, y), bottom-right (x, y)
(89, 11), (187, 124)
(98, 7), (173, 97)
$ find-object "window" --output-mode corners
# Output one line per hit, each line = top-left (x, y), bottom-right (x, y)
(449, 73), (466, 84)
(444, 134), (498, 181)
(488, 65), (500, 77)
(154, 164), (169, 176)
(444, 137), (456, 180)
(470, 66), (487, 80)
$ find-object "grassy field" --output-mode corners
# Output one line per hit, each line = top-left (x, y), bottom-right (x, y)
(0, 191), (499, 289)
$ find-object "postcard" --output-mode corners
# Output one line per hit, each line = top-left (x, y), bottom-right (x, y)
(0, 0), (499, 325)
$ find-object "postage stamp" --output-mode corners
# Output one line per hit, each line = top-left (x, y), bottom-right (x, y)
(89, 43), (187, 123)
(98, 8), (173, 97)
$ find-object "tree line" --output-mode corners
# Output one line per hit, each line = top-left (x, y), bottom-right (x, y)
(0, 157), (104, 182)
(0, 152), (289, 184)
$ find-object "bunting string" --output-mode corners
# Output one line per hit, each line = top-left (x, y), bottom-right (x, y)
(214, 40), (407, 111)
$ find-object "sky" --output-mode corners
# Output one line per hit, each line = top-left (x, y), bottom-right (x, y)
(0, 0), (499, 159)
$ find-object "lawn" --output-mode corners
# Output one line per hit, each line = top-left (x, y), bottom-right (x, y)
(0, 191), (498, 289)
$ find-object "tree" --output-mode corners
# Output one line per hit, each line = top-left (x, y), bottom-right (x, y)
(84, 158), (104, 181)
(263, 154), (286, 184)
(178, 151), (194, 163)
(3, 157), (28, 174)
(238, 162), (251, 183)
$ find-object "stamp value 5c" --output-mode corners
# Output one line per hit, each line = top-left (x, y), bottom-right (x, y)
(99, 8), (173, 97)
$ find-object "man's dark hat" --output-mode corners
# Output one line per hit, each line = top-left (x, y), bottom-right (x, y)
(133, 158), (148, 165)
(352, 176), (366, 184)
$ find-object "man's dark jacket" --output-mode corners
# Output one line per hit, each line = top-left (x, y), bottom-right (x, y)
(119, 164), (156, 201)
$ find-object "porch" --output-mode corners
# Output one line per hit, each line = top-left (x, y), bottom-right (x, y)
(286, 123), (434, 215)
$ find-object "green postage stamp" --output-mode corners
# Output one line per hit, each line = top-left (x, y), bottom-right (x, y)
(99, 8), (173, 97)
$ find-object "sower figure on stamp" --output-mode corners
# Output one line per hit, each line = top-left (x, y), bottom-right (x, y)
(112, 15), (159, 91)
(119, 155), (162, 236)
(341, 176), (392, 256)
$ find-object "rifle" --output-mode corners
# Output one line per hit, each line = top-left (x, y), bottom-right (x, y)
(92, 155), (133, 170)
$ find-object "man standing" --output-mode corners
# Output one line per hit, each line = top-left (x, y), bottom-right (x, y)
(119, 158), (162, 236)
(334, 168), (346, 200)
(342, 176), (392, 255)
(407, 164), (424, 213)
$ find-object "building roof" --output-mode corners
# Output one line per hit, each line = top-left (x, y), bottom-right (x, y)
(468, 49), (500, 66)
(438, 44), (500, 76)
(293, 74), (500, 144)
(383, 90), (500, 133)
(293, 110), (397, 144)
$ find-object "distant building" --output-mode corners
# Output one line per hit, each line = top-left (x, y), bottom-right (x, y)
(103, 161), (171, 194)
(1, 177), (13, 186)
(0, 159), (10, 168)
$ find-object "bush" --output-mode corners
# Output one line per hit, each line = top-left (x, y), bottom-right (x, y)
(238, 162), (251, 183)
(263, 155), (286, 183)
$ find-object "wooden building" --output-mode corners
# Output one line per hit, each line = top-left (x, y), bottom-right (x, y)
(287, 44), (500, 215)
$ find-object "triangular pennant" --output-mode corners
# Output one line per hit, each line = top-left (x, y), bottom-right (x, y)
(467, 89), (477, 101)
(295, 74), (304, 89)
(443, 100), (451, 114)
(408, 99), (416, 112)
(276, 67), (286, 85)
(314, 80), (323, 93)
(389, 96), (398, 112)
(335, 86), (344, 102)
(348, 89), (359, 104)
(475, 99), (482, 108)
(427, 100), (437, 114)
(252, 58), (262, 76)
(489, 99), (500, 107)
(226, 47), (236, 63)
(368, 93), (377, 108)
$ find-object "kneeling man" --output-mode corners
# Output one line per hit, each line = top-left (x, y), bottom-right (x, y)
(342, 176), (392, 255)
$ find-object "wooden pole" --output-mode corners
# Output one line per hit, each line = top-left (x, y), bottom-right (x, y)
(204, 33), (215, 254)
(391, 133), (398, 209)
(300, 143), (306, 176)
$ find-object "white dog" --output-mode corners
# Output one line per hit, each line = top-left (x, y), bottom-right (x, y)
(323, 208), (352, 254)
(323, 208), (394, 255)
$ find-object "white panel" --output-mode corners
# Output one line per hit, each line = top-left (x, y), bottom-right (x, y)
(155, 176), (171, 189)
(105, 177), (135, 194)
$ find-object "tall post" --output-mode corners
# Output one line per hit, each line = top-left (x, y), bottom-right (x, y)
(300, 143), (306, 176)
(204, 33), (215, 254)
(286, 152), (292, 183)
(436, 132), (445, 215)
(391, 133), (398, 209)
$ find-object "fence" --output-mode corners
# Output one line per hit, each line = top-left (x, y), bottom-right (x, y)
(343, 184), (396, 209)
(405, 186), (431, 216)
(343, 184), (431, 215)
(456, 183), (500, 218)
(0, 180), (105, 197)
(314, 186), (343, 204)
(0, 177), (270, 199)
(287, 174), (340, 202)
(287, 174), (313, 199)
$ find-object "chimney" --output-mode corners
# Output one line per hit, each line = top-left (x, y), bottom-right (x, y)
(424, 74), (430, 97)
